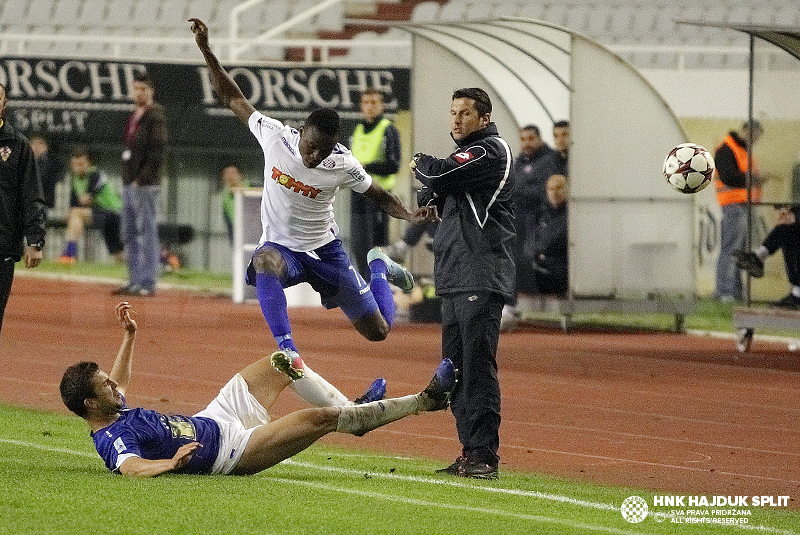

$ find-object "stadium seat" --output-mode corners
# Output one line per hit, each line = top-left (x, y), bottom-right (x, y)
(516, 3), (545, 21)
(410, 1), (440, 23)
(437, 0), (469, 23)
(542, 3), (568, 27)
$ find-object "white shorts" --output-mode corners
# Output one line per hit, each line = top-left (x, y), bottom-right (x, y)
(194, 373), (271, 475)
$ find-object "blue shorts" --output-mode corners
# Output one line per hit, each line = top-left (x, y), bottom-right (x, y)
(246, 239), (379, 322)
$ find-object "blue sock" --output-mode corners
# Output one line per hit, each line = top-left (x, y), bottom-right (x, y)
(255, 272), (297, 352)
(369, 260), (394, 327)
(63, 241), (77, 258)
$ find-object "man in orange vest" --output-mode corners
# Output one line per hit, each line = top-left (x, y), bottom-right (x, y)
(714, 119), (764, 302)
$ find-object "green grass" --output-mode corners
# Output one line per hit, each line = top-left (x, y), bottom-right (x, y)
(1, 405), (797, 535)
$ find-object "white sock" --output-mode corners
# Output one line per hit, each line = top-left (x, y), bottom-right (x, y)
(756, 245), (769, 261)
(290, 364), (352, 407)
(792, 286), (800, 298)
(336, 394), (422, 435)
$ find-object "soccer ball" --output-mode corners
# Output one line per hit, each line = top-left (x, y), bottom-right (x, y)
(663, 143), (715, 194)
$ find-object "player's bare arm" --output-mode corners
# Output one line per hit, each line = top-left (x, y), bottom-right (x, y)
(109, 302), (137, 396)
(362, 183), (439, 224)
(118, 442), (202, 477)
(189, 18), (256, 125)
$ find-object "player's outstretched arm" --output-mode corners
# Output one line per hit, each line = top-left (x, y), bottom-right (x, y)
(109, 302), (137, 396)
(118, 442), (202, 477)
(189, 18), (256, 125)
(361, 183), (439, 224)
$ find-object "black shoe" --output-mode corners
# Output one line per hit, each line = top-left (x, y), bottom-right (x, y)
(457, 458), (498, 480)
(435, 455), (466, 475)
(732, 250), (764, 278)
(771, 293), (800, 310)
(111, 283), (136, 295)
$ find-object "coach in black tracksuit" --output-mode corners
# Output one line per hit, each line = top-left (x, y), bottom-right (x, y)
(0, 82), (46, 336)
(413, 88), (515, 479)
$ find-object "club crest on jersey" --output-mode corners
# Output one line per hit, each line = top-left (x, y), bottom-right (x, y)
(322, 158), (335, 169)
(453, 151), (474, 163)
(0, 146), (10, 161)
(271, 167), (321, 199)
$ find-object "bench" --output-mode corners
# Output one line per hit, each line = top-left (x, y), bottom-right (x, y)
(45, 219), (194, 262)
(733, 306), (800, 352)
(516, 294), (696, 333)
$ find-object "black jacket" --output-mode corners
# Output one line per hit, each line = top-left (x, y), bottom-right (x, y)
(415, 123), (515, 301)
(123, 103), (167, 187)
(0, 120), (46, 258)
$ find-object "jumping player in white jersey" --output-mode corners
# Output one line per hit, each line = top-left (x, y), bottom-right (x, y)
(190, 19), (438, 390)
(59, 302), (455, 477)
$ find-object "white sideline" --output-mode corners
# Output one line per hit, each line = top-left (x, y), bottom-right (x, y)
(1, 438), (796, 535)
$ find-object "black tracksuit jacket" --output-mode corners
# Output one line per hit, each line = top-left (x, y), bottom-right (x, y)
(0, 120), (46, 259)
(414, 123), (516, 302)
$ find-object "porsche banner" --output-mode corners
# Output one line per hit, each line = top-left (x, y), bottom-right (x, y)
(0, 58), (410, 147)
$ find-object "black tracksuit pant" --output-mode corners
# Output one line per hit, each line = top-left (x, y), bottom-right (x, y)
(441, 291), (503, 467)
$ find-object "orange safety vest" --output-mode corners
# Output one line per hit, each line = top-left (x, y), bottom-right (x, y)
(715, 133), (761, 206)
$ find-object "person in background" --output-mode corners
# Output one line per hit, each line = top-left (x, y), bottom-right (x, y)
(113, 72), (168, 297)
(500, 124), (562, 330)
(412, 87), (514, 479)
(28, 134), (65, 211)
(221, 163), (250, 245)
(500, 120), (570, 332)
(734, 205), (800, 309)
(58, 147), (124, 264)
(348, 88), (402, 278)
(551, 119), (569, 173)
(714, 119), (764, 302)
(524, 174), (569, 296)
(0, 82), (46, 336)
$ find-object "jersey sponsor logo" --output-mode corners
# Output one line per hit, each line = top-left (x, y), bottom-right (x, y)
(280, 136), (296, 156)
(453, 151), (474, 163)
(347, 167), (368, 182)
(163, 415), (198, 440)
(271, 167), (322, 199)
(113, 437), (126, 453)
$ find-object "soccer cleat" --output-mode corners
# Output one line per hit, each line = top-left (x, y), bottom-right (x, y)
(770, 293), (800, 310)
(353, 377), (387, 405)
(732, 250), (764, 278)
(419, 358), (455, 411)
(270, 350), (305, 380)
(367, 247), (414, 293)
(457, 458), (498, 480)
(435, 455), (466, 475)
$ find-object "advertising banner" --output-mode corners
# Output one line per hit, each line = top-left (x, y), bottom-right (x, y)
(0, 57), (410, 147)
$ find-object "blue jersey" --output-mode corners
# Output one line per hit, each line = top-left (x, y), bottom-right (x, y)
(92, 406), (221, 474)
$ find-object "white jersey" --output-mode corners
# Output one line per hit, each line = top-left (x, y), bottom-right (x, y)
(248, 111), (372, 252)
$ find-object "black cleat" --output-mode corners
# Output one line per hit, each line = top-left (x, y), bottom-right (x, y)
(732, 250), (764, 278)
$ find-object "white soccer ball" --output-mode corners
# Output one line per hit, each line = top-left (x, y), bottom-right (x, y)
(663, 143), (715, 194)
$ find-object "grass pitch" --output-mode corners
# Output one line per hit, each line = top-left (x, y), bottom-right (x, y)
(2, 405), (797, 535)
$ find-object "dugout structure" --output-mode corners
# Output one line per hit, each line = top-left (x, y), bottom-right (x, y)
(404, 18), (695, 331)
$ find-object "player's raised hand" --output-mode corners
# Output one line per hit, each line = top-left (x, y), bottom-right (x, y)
(188, 18), (209, 47)
(115, 302), (137, 335)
